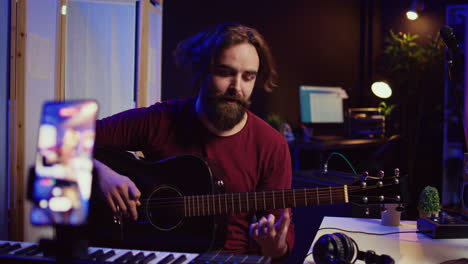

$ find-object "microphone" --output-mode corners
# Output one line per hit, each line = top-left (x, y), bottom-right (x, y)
(440, 26), (459, 55)
(440, 25), (461, 82)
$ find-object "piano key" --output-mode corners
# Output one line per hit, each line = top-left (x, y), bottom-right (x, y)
(126, 252), (145, 264)
(0, 243), (10, 249)
(25, 246), (43, 256)
(138, 252), (156, 264)
(171, 254), (187, 264)
(157, 253), (174, 264)
(0, 243), (21, 254)
(96, 249), (116, 262)
(114, 251), (133, 263)
(88, 249), (104, 259)
(13, 245), (39, 256)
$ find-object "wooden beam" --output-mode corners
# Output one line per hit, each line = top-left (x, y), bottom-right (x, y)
(9, 0), (26, 241)
(55, 0), (67, 101)
(136, 0), (150, 107)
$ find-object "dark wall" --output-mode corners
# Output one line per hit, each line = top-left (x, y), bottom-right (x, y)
(380, 0), (446, 217)
(161, 0), (377, 127)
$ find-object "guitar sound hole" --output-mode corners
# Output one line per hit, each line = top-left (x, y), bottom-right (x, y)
(145, 186), (184, 231)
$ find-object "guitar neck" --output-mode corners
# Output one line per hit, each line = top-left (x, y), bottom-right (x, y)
(182, 185), (349, 217)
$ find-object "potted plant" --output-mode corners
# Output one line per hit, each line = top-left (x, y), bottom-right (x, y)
(417, 186), (441, 218)
(379, 31), (444, 135)
(265, 114), (283, 132)
(265, 114), (295, 142)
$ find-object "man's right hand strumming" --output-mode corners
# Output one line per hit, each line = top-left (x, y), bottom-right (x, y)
(93, 159), (141, 221)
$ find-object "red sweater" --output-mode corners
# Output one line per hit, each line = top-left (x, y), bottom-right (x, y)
(95, 98), (294, 257)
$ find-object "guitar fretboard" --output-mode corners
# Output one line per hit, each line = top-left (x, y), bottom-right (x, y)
(181, 185), (349, 217)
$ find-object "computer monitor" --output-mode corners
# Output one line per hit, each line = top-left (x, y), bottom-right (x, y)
(299, 86), (347, 124)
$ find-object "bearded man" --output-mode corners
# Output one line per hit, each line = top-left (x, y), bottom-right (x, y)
(93, 23), (294, 263)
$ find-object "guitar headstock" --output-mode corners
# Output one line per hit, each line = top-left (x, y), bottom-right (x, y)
(347, 168), (403, 206)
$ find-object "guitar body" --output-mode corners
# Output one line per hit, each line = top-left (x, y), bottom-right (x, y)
(88, 147), (221, 253)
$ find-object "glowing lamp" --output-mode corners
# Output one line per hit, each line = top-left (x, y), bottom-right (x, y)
(371, 81), (392, 99)
(406, 10), (418, 20)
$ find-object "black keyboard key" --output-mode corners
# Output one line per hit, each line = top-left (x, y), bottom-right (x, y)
(126, 252), (145, 264)
(89, 249), (104, 259)
(26, 247), (42, 256)
(0, 244), (21, 254)
(25, 246), (42, 256)
(5, 243), (21, 254)
(114, 251), (133, 263)
(138, 253), (156, 264)
(14, 245), (38, 256)
(96, 250), (116, 262)
(171, 255), (187, 264)
(0, 243), (10, 249)
(157, 254), (174, 264)
(125, 252), (145, 264)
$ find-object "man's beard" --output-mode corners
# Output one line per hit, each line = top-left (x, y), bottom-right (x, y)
(202, 92), (251, 132)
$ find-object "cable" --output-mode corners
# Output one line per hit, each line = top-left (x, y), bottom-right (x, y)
(317, 227), (430, 236)
(323, 152), (358, 175)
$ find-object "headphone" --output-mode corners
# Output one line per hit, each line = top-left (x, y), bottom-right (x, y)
(312, 232), (395, 264)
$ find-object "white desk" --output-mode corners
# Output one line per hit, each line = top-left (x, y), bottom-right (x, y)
(303, 216), (468, 264)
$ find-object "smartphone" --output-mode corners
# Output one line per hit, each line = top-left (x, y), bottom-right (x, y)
(30, 100), (98, 226)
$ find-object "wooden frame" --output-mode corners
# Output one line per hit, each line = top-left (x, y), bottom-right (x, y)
(55, 0), (67, 101)
(137, 0), (163, 107)
(9, 0), (26, 241)
(8, 0), (163, 240)
(136, 0), (150, 108)
(9, 0), (65, 241)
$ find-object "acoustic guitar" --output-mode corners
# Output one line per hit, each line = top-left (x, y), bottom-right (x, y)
(88, 147), (401, 253)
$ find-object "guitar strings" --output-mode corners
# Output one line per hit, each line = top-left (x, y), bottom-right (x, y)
(138, 183), (397, 212)
(140, 183), (393, 206)
(143, 194), (349, 216)
(140, 182), (393, 203)
(136, 193), (399, 217)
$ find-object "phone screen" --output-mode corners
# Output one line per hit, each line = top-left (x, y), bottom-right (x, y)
(30, 100), (98, 226)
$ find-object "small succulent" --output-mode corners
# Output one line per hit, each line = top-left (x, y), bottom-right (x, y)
(417, 186), (441, 214)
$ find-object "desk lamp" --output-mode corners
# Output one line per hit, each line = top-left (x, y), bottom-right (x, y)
(371, 81), (392, 99)
(406, 0), (424, 21)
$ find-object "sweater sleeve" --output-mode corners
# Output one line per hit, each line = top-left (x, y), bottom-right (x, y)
(95, 103), (166, 151)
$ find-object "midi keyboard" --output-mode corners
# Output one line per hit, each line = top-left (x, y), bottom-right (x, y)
(0, 240), (271, 264)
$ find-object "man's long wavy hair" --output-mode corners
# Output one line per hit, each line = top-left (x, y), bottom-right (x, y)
(174, 23), (277, 93)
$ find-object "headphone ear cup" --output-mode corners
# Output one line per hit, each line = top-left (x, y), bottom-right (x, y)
(334, 232), (355, 262)
(329, 233), (345, 260)
(312, 233), (345, 264)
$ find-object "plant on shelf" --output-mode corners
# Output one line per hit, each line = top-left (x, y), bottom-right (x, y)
(265, 114), (295, 141)
(265, 114), (283, 131)
(417, 186), (441, 218)
(381, 30), (444, 89)
(378, 101), (395, 118)
(378, 101), (398, 137)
